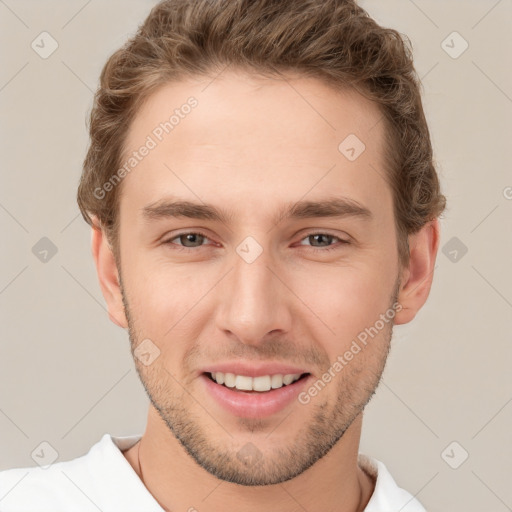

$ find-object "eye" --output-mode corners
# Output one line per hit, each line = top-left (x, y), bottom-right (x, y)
(298, 232), (350, 252)
(163, 231), (211, 250)
(162, 231), (350, 253)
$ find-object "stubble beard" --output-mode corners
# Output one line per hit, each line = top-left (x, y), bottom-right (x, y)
(119, 272), (399, 486)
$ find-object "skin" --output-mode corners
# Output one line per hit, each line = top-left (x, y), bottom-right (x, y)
(91, 69), (440, 512)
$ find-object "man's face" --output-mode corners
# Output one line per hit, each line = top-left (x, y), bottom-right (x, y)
(115, 70), (403, 485)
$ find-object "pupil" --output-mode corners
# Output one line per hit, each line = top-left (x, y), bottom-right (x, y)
(312, 234), (329, 246)
(183, 233), (202, 247)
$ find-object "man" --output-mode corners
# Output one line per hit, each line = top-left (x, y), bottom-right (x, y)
(0, 0), (445, 510)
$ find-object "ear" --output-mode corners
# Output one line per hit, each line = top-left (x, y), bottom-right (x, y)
(90, 218), (128, 329)
(394, 218), (441, 325)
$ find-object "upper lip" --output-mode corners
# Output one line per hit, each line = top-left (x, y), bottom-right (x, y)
(201, 362), (310, 378)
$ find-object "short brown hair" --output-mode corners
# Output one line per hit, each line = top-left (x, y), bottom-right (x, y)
(77, 0), (446, 269)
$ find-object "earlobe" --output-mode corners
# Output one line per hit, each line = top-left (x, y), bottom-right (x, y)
(90, 220), (128, 329)
(394, 218), (441, 325)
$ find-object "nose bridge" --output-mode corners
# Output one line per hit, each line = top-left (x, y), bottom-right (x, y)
(216, 241), (291, 343)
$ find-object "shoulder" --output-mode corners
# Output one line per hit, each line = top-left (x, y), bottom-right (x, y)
(0, 456), (97, 512)
(358, 454), (428, 512)
(0, 433), (123, 512)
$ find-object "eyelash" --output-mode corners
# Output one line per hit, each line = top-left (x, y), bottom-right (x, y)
(163, 231), (350, 253)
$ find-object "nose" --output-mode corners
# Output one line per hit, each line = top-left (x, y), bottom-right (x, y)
(215, 245), (292, 346)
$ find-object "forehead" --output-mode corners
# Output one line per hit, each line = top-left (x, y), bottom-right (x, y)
(119, 70), (391, 227)
(126, 70), (383, 148)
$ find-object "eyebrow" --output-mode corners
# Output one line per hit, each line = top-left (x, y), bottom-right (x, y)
(141, 196), (373, 225)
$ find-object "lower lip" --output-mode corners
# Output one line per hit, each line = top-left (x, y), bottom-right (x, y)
(200, 373), (312, 418)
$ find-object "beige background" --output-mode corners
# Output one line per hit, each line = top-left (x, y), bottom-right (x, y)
(1, 1), (511, 511)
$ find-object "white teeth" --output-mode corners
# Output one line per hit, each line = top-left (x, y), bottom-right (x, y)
(224, 373), (236, 388)
(210, 372), (303, 391)
(235, 375), (253, 391)
(253, 375), (271, 392)
(271, 374), (283, 389)
(282, 374), (295, 385)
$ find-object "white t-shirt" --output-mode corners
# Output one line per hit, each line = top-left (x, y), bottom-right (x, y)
(0, 433), (426, 511)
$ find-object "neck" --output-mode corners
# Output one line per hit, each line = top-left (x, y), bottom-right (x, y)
(123, 408), (375, 512)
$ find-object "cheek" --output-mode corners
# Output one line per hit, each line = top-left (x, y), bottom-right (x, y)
(131, 273), (194, 332)
(124, 254), (220, 353)
(291, 262), (395, 347)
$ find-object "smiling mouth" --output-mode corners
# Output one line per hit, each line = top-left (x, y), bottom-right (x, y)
(204, 371), (310, 393)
